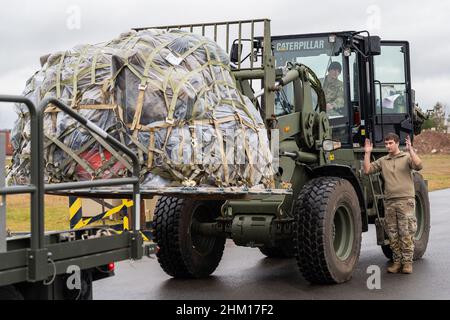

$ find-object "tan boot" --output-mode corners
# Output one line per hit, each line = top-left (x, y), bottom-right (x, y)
(402, 262), (413, 274)
(387, 262), (402, 273)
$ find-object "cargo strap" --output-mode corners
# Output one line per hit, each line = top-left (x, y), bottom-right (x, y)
(44, 132), (95, 176)
(131, 36), (187, 131)
(56, 52), (66, 98)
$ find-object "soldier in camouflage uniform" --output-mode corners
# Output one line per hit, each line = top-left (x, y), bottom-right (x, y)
(320, 61), (344, 116)
(363, 133), (423, 274)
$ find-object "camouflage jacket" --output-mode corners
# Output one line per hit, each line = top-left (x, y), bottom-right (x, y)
(321, 75), (344, 115)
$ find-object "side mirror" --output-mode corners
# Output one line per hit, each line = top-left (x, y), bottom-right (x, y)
(230, 43), (243, 64)
(365, 36), (381, 56)
(322, 139), (342, 152)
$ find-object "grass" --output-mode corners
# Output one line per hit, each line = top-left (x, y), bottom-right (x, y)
(3, 154), (450, 232)
(418, 154), (450, 192)
(6, 195), (70, 232)
(5, 195), (121, 232)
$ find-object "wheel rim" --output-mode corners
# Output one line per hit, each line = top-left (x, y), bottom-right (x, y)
(415, 195), (425, 240)
(191, 204), (216, 256)
(333, 205), (354, 261)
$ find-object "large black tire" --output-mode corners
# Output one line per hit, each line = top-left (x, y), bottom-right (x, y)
(294, 177), (362, 284)
(381, 173), (431, 261)
(259, 241), (295, 259)
(152, 197), (225, 278)
(0, 285), (23, 300)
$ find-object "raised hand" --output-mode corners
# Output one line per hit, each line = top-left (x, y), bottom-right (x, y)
(405, 135), (412, 153)
(364, 138), (373, 154)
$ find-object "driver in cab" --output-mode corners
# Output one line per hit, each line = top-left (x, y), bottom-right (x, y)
(321, 61), (344, 117)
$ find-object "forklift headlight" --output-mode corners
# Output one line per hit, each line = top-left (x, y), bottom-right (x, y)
(322, 140), (342, 152)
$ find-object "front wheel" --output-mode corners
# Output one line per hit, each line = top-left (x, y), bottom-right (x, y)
(152, 197), (225, 278)
(294, 177), (362, 284)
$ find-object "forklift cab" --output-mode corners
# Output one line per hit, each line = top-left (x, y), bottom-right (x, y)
(271, 32), (414, 148)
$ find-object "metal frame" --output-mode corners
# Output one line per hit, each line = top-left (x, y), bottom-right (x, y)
(0, 95), (143, 287)
(48, 186), (291, 200)
(134, 19), (276, 122)
(0, 133), (5, 253)
(370, 40), (413, 145)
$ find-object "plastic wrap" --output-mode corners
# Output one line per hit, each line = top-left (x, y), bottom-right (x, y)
(8, 29), (274, 188)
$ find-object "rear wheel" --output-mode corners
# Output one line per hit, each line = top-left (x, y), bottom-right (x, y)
(294, 177), (362, 284)
(381, 173), (430, 261)
(152, 197), (225, 278)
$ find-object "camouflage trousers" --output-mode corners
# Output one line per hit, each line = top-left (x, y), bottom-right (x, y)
(385, 198), (417, 263)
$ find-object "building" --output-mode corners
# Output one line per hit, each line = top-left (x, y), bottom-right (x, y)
(0, 130), (13, 156)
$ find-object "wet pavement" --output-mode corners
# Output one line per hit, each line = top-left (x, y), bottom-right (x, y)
(95, 189), (450, 300)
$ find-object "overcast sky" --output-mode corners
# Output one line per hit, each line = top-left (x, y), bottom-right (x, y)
(0, 0), (449, 129)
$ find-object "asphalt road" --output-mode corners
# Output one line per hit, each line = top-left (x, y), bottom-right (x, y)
(94, 189), (450, 300)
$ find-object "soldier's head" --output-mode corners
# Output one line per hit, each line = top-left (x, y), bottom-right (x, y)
(328, 61), (342, 79)
(384, 132), (400, 155)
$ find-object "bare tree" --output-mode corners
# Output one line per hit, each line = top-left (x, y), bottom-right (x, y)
(431, 102), (447, 132)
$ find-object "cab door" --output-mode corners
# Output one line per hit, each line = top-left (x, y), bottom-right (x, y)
(371, 41), (413, 146)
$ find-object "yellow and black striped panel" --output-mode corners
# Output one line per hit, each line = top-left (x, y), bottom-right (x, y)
(69, 198), (153, 241)
(74, 199), (134, 230)
(69, 197), (83, 229)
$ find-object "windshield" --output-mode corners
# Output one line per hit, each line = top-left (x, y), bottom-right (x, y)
(272, 36), (345, 118)
(272, 35), (351, 145)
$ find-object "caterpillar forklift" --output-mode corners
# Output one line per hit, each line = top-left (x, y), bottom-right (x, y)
(146, 19), (430, 284)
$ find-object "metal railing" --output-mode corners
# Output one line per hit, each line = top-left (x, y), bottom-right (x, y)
(134, 19), (267, 69)
(0, 133), (5, 253)
(133, 19), (276, 120)
(0, 95), (142, 284)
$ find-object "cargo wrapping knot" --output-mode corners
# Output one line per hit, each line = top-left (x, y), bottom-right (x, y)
(8, 29), (275, 188)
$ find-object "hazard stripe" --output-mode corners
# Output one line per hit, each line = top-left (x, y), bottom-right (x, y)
(123, 216), (129, 230)
(74, 219), (87, 230)
(70, 198), (154, 245)
(118, 216), (150, 241)
(71, 199), (153, 244)
(69, 198), (82, 220)
(140, 230), (152, 242)
(69, 197), (83, 229)
(73, 199), (134, 230)
(140, 232), (149, 242)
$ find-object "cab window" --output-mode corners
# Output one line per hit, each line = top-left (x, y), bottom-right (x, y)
(272, 36), (349, 144)
(374, 45), (408, 114)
